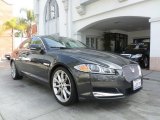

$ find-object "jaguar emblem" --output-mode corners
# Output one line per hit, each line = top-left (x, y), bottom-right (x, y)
(130, 66), (135, 73)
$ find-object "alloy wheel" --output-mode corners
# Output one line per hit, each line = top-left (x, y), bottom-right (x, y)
(52, 70), (71, 103)
(11, 62), (16, 78)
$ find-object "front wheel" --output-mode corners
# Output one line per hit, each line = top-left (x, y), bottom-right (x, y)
(51, 67), (77, 106)
(11, 61), (23, 80)
(142, 56), (149, 68)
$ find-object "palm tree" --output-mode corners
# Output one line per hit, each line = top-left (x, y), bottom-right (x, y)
(16, 18), (28, 37)
(4, 18), (27, 51)
(20, 9), (35, 38)
(3, 9), (35, 51)
(4, 18), (17, 51)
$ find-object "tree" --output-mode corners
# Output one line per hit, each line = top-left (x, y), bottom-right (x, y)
(2, 9), (35, 51)
(15, 18), (28, 37)
(4, 18), (27, 51)
(4, 18), (17, 51)
(20, 9), (35, 38)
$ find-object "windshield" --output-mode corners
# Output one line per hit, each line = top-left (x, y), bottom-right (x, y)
(139, 43), (150, 49)
(126, 43), (150, 51)
(43, 36), (86, 49)
(126, 44), (136, 50)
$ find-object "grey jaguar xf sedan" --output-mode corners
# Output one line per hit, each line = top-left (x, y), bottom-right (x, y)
(10, 35), (142, 105)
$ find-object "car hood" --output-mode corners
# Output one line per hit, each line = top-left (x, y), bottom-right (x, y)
(56, 49), (133, 68)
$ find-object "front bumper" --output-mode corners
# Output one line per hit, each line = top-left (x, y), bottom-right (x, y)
(73, 70), (142, 100)
(90, 73), (142, 99)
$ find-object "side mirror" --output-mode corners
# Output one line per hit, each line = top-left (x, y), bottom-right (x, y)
(30, 44), (42, 51)
(30, 44), (45, 54)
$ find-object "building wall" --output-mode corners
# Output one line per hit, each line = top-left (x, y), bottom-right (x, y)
(0, 30), (12, 58)
(34, 0), (67, 36)
(0, 0), (13, 58)
(35, 0), (157, 37)
(73, 0), (160, 33)
(0, 0), (12, 26)
(149, 18), (160, 71)
(73, 0), (152, 21)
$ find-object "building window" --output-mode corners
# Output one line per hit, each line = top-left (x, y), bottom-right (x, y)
(86, 36), (98, 49)
(45, 0), (59, 21)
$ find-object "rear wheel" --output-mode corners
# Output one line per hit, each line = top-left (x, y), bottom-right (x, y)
(11, 61), (23, 80)
(51, 67), (77, 105)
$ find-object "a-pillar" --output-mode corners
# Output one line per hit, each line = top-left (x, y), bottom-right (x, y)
(149, 17), (160, 71)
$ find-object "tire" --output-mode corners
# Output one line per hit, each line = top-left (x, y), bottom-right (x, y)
(51, 67), (77, 106)
(142, 56), (149, 68)
(11, 61), (23, 80)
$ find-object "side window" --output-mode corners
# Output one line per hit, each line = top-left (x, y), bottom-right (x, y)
(19, 39), (31, 49)
(30, 37), (43, 46)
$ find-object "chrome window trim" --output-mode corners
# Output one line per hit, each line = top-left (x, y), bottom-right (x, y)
(31, 36), (47, 50)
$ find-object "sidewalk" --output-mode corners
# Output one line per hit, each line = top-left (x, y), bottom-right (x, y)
(0, 59), (10, 68)
(0, 114), (3, 120)
(142, 69), (160, 82)
(0, 57), (2, 62)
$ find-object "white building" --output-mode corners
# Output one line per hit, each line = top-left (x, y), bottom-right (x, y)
(34, 0), (160, 71)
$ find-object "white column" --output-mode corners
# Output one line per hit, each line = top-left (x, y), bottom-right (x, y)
(149, 17), (160, 71)
(68, 0), (73, 38)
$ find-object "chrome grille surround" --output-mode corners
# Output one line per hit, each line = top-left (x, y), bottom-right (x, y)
(122, 64), (141, 82)
(121, 54), (132, 58)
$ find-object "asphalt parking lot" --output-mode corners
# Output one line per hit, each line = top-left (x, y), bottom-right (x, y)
(0, 60), (160, 120)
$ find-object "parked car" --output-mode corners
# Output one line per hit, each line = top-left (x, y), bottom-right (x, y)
(121, 42), (150, 68)
(5, 52), (11, 60)
(10, 35), (143, 105)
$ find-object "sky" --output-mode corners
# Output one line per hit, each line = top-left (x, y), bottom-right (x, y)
(4, 0), (34, 16)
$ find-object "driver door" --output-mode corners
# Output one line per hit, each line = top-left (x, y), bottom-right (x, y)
(21, 37), (49, 82)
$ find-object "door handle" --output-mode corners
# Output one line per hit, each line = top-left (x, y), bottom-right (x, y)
(43, 63), (50, 67)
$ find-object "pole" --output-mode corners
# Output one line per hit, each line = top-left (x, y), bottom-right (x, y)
(12, 28), (14, 51)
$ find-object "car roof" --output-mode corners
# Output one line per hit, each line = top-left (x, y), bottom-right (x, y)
(34, 35), (68, 40)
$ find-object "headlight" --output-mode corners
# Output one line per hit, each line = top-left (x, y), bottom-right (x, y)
(138, 65), (142, 76)
(131, 54), (142, 58)
(74, 64), (116, 75)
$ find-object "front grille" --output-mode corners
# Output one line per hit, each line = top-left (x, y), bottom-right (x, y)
(122, 64), (141, 82)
